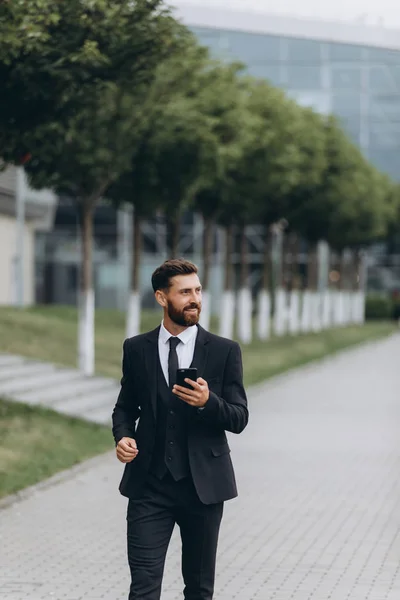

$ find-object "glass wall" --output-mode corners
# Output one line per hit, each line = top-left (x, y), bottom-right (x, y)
(191, 26), (400, 181)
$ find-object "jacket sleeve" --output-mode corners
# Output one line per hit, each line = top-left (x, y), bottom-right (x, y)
(198, 342), (249, 434)
(112, 339), (141, 445)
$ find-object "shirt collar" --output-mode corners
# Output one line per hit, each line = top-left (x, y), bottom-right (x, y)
(160, 321), (198, 345)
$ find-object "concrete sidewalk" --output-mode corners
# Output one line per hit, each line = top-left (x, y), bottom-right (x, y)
(1, 334), (400, 600)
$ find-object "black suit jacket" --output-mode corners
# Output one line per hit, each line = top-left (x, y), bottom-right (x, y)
(112, 324), (249, 504)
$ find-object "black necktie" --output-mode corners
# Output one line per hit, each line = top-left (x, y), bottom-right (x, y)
(168, 337), (181, 389)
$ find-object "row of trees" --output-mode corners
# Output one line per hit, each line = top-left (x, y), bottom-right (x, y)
(2, 0), (400, 374)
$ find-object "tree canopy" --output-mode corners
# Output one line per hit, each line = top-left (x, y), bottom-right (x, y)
(1, 0), (399, 251)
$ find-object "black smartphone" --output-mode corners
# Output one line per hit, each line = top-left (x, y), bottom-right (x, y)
(176, 368), (198, 389)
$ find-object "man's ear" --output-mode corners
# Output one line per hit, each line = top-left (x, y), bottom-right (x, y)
(155, 290), (167, 308)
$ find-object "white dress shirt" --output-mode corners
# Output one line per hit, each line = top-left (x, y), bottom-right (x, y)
(158, 321), (198, 386)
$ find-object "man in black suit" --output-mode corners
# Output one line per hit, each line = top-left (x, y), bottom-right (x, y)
(112, 258), (248, 600)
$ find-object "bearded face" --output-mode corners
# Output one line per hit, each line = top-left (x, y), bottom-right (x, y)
(166, 298), (201, 327)
(155, 272), (203, 329)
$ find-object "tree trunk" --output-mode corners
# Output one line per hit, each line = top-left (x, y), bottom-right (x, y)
(76, 178), (110, 376)
(257, 227), (271, 340)
(338, 250), (346, 291)
(272, 228), (286, 337)
(353, 250), (361, 291)
(200, 217), (214, 331)
(281, 233), (290, 290)
(287, 234), (301, 335)
(321, 242), (332, 329)
(126, 210), (142, 338)
(239, 225), (248, 288)
(288, 233), (299, 291)
(167, 213), (181, 258)
(301, 244), (317, 334)
(80, 201), (94, 293)
(132, 211), (141, 292)
(342, 249), (350, 325)
(202, 217), (213, 290)
(224, 223), (234, 291)
(307, 244), (318, 291)
(78, 200), (95, 376)
(238, 225), (252, 344)
(219, 223), (235, 339)
(333, 249), (346, 326)
(356, 250), (367, 324)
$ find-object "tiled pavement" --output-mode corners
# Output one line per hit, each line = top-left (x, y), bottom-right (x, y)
(1, 334), (400, 600)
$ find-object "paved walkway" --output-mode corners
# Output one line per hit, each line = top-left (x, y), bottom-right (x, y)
(1, 334), (400, 600)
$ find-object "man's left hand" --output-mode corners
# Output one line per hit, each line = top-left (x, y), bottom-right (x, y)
(172, 377), (209, 408)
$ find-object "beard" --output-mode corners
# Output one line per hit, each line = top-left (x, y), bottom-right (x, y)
(167, 300), (201, 327)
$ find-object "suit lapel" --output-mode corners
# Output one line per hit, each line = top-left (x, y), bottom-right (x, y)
(190, 325), (210, 378)
(143, 326), (160, 421)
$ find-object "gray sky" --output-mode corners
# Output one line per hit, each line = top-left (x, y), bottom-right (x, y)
(174, 0), (400, 28)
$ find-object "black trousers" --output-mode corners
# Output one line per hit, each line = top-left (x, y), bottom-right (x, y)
(126, 472), (224, 600)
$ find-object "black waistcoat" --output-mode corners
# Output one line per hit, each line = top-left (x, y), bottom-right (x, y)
(149, 356), (190, 481)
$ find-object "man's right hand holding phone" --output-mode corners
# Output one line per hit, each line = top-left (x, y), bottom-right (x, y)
(116, 437), (138, 463)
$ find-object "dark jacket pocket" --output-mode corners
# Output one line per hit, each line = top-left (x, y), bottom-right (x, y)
(211, 443), (231, 457)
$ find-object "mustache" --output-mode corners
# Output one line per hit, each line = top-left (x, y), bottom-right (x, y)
(185, 304), (200, 310)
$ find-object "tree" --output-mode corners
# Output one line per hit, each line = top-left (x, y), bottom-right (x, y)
(283, 115), (396, 329)
(220, 80), (305, 341)
(191, 63), (250, 331)
(107, 37), (218, 336)
(21, 2), (184, 375)
(107, 143), (160, 337)
(1, 0), (179, 162)
(150, 97), (219, 258)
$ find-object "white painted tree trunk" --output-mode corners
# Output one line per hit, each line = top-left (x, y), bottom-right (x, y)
(321, 290), (332, 329)
(237, 287), (253, 344)
(126, 291), (141, 338)
(199, 290), (211, 331)
(340, 292), (348, 325)
(257, 290), (271, 340)
(341, 291), (349, 325)
(274, 288), (287, 337)
(344, 292), (353, 325)
(332, 291), (341, 325)
(288, 290), (301, 335)
(333, 291), (346, 326)
(300, 290), (313, 333)
(356, 290), (366, 324)
(330, 291), (338, 325)
(311, 292), (323, 332)
(78, 289), (95, 376)
(350, 292), (357, 324)
(351, 292), (360, 324)
(219, 291), (235, 339)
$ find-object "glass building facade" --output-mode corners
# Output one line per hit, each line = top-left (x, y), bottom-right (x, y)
(189, 25), (400, 181)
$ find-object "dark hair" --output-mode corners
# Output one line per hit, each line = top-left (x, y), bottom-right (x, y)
(151, 258), (198, 292)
